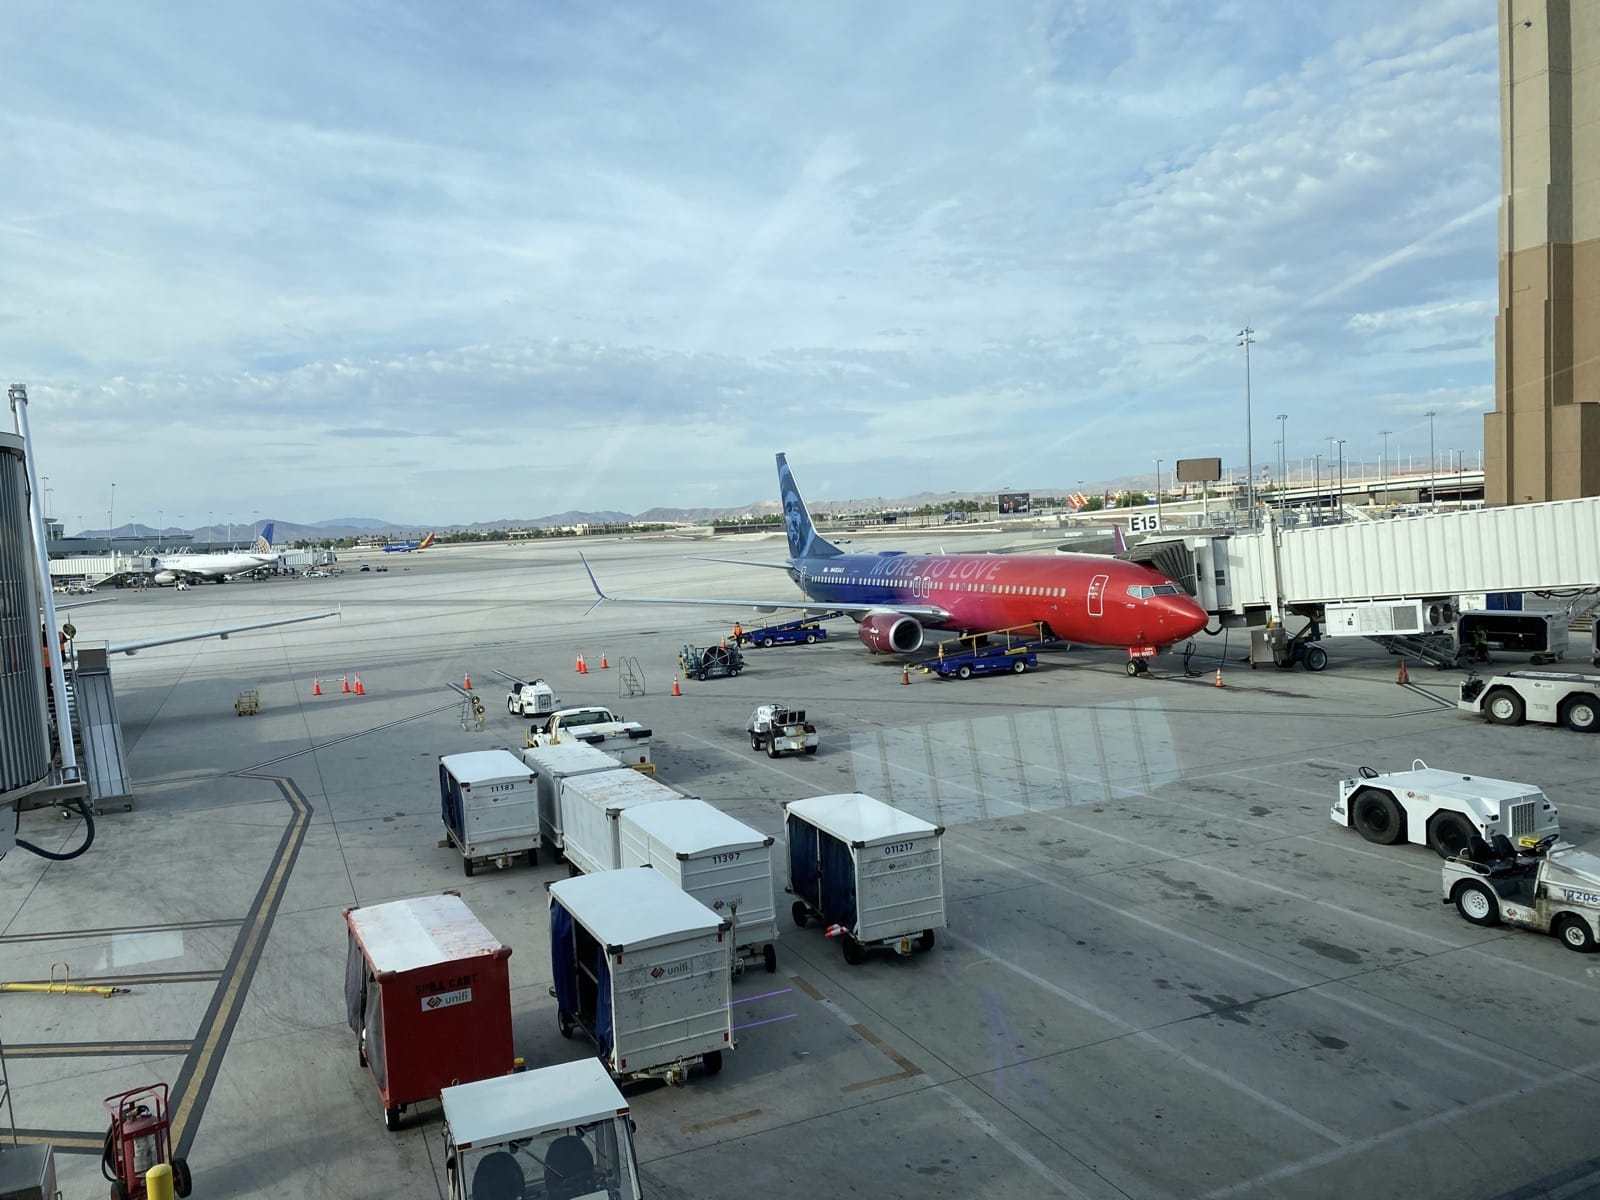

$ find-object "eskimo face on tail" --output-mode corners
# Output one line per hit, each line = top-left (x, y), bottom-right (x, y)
(776, 453), (841, 560)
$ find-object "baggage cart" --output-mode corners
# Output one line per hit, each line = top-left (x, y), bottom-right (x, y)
(558, 769), (685, 877)
(438, 749), (540, 876)
(618, 797), (780, 974)
(785, 792), (946, 965)
(678, 642), (744, 680)
(548, 868), (734, 1085)
(233, 689), (260, 716)
(741, 612), (839, 648)
(441, 1059), (643, 1200)
(343, 893), (515, 1130)
(518, 740), (623, 853)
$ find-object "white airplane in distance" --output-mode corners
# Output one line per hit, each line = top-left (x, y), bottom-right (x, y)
(142, 523), (283, 585)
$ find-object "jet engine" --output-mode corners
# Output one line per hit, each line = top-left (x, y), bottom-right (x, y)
(857, 611), (924, 654)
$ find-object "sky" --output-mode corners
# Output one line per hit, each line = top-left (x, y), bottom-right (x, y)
(2, 0), (1501, 530)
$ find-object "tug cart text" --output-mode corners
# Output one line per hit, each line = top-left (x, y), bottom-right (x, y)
(547, 868), (734, 1085)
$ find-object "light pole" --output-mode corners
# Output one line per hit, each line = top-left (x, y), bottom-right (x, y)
(1335, 439), (1345, 507)
(1380, 429), (1393, 500)
(1275, 414), (1288, 507)
(1238, 326), (1255, 514)
(1154, 459), (1163, 526)
(208, 510), (214, 551)
(40, 475), (49, 518)
(108, 483), (116, 553)
(158, 509), (164, 550)
(1425, 410), (1438, 510)
(1313, 454), (1322, 523)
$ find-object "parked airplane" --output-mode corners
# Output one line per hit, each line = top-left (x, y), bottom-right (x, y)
(144, 523), (282, 585)
(382, 532), (436, 552)
(583, 454), (1209, 673)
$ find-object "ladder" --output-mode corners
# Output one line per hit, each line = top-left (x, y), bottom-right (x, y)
(618, 656), (646, 698)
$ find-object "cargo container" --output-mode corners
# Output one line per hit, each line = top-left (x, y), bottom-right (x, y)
(343, 893), (514, 1130)
(519, 740), (628, 853)
(548, 868), (733, 1084)
(785, 793), (946, 965)
(618, 797), (779, 974)
(438, 750), (540, 876)
(559, 770), (685, 877)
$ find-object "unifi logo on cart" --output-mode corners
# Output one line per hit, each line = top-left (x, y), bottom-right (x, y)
(421, 986), (473, 1012)
(649, 961), (691, 980)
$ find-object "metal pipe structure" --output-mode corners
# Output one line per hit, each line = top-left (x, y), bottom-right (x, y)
(8, 384), (79, 782)
(1426, 410), (1438, 510)
(1275, 414), (1288, 509)
(1380, 429), (1392, 500)
(1154, 459), (1163, 527)
(1238, 327), (1255, 516)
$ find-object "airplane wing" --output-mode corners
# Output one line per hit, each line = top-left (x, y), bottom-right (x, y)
(686, 555), (797, 571)
(98, 609), (341, 656)
(579, 555), (947, 621)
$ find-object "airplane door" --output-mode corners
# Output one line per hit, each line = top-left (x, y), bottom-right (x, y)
(1087, 574), (1108, 618)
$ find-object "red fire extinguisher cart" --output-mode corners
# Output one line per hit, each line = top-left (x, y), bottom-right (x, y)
(100, 1082), (190, 1199)
(342, 892), (515, 1130)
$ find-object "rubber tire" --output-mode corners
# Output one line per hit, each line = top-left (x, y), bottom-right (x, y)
(767, 742), (778, 759)
(957, 664), (973, 680)
(1126, 660), (1141, 677)
(792, 900), (808, 928)
(804, 633), (817, 644)
(1484, 688), (1525, 726)
(1559, 696), (1600, 732)
(558, 1009), (575, 1039)
(112, 1183), (129, 1200)
(526, 846), (538, 868)
(1303, 645), (1328, 672)
(1350, 788), (1404, 846)
(508, 700), (516, 714)
(697, 670), (707, 681)
(763, 943), (777, 973)
(1427, 811), (1476, 859)
(1454, 880), (1500, 927)
(463, 855), (475, 877)
(1012, 659), (1027, 674)
(842, 935), (865, 965)
(385, 1106), (402, 1132)
(918, 929), (936, 951)
(172, 1156), (193, 1199)
(702, 1049), (724, 1076)
(761, 637), (775, 648)
(1556, 915), (1596, 952)
(805, 745), (817, 754)
(359, 1038), (368, 1068)
(751, 734), (762, 751)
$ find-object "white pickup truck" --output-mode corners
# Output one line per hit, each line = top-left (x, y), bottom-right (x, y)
(525, 706), (653, 768)
(1332, 759), (1561, 857)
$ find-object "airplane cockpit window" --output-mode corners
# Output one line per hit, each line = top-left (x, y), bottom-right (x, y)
(1152, 584), (1183, 595)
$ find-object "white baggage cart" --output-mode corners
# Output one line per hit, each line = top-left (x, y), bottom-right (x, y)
(618, 797), (779, 975)
(784, 793), (946, 965)
(438, 750), (540, 877)
(519, 741), (628, 853)
(548, 868), (734, 1085)
(558, 770), (685, 877)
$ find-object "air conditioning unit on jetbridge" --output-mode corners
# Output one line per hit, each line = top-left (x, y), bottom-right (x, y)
(1323, 598), (1457, 638)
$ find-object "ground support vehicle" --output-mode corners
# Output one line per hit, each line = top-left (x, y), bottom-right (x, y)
(679, 642), (744, 680)
(525, 706), (653, 768)
(101, 1082), (189, 1199)
(785, 792), (946, 965)
(441, 1059), (642, 1200)
(504, 676), (559, 718)
(1459, 670), (1600, 732)
(559, 769), (686, 876)
(1249, 621), (1328, 671)
(438, 750), (540, 876)
(741, 612), (839, 647)
(233, 689), (260, 716)
(619, 796), (780, 974)
(547, 868), (734, 1085)
(1442, 835), (1600, 952)
(746, 704), (819, 757)
(1456, 609), (1569, 666)
(343, 893), (515, 1130)
(1332, 759), (1560, 858)
(921, 623), (1045, 679)
(519, 740), (627, 855)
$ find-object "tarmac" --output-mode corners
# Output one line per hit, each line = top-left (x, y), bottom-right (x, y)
(3, 533), (1598, 1200)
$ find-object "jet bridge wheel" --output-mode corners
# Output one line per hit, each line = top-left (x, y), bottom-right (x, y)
(1452, 880), (1500, 927)
(1302, 644), (1328, 671)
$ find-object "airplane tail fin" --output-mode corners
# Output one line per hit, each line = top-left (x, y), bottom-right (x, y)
(251, 522), (275, 553)
(776, 453), (843, 561)
(418, 532), (436, 549)
(1113, 525), (1127, 554)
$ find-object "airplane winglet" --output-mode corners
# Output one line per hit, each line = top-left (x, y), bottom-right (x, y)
(579, 554), (610, 615)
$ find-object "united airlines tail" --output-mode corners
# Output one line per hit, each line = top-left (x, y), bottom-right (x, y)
(777, 453), (844, 561)
(251, 523), (276, 554)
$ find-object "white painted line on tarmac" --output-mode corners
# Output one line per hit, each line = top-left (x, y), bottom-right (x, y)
(937, 1090), (1100, 1200)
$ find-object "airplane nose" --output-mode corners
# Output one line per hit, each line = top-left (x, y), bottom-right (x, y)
(1159, 595), (1210, 638)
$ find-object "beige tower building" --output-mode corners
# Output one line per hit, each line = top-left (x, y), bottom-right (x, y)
(1487, 0), (1600, 505)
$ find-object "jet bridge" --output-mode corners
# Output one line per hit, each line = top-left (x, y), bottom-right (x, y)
(1128, 496), (1600, 664)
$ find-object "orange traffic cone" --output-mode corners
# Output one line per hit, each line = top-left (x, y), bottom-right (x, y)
(353, 675), (364, 696)
(1213, 666), (1223, 688)
(599, 651), (608, 669)
(901, 665), (910, 685)
(341, 674), (351, 694)
(576, 653), (587, 674)
(463, 671), (471, 689)
(1397, 659), (1410, 685)
(312, 675), (321, 696)
(671, 676), (681, 697)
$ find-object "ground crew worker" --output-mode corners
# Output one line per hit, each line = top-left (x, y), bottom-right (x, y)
(732, 622), (744, 646)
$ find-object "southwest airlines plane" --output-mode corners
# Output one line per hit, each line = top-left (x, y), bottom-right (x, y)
(584, 454), (1208, 669)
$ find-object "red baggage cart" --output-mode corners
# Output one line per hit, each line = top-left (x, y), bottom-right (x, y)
(342, 892), (514, 1130)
